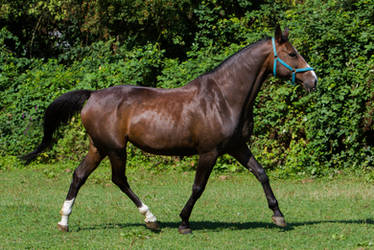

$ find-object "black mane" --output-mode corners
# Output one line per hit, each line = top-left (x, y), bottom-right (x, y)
(203, 37), (271, 76)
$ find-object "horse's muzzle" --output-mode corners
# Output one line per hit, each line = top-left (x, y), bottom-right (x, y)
(303, 78), (317, 92)
(310, 79), (318, 92)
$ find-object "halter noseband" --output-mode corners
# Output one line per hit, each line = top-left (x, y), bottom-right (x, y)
(272, 37), (314, 85)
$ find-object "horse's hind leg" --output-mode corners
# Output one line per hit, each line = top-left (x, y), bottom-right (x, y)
(229, 143), (286, 227)
(108, 148), (159, 231)
(57, 140), (105, 232)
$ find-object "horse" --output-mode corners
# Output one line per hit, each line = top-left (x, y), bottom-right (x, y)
(22, 26), (317, 234)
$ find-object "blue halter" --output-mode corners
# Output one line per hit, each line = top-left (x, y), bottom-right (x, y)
(272, 37), (314, 85)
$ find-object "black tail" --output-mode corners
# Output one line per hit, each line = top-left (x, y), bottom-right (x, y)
(21, 89), (92, 164)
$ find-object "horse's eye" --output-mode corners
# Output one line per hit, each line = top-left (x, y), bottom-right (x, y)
(289, 52), (297, 58)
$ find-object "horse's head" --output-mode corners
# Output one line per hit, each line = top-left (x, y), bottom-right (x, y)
(270, 26), (317, 92)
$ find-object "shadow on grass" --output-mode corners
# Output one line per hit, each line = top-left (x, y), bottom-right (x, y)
(74, 218), (374, 232)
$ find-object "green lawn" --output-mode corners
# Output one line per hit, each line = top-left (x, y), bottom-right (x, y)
(1, 163), (373, 249)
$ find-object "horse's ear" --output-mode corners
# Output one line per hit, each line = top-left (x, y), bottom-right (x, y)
(275, 25), (289, 43)
(275, 24), (282, 42)
(282, 27), (289, 42)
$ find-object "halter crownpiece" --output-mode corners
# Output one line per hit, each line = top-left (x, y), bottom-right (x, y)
(272, 37), (314, 85)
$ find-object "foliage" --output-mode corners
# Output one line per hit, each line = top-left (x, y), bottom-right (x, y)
(1, 0), (374, 177)
(0, 0), (267, 58)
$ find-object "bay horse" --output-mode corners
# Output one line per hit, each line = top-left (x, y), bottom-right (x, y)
(22, 26), (317, 234)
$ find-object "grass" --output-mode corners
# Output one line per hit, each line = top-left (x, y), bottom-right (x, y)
(0, 161), (374, 249)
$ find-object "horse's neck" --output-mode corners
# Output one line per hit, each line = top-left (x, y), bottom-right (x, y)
(215, 41), (271, 116)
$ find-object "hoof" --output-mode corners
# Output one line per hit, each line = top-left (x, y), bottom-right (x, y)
(178, 225), (192, 234)
(146, 221), (160, 231)
(272, 216), (287, 227)
(57, 223), (69, 232)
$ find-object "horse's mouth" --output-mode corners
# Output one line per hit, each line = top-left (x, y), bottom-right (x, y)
(297, 79), (317, 93)
(304, 84), (317, 93)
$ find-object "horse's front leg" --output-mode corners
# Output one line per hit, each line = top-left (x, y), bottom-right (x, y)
(179, 151), (218, 234)
(229, 143), (286, 227)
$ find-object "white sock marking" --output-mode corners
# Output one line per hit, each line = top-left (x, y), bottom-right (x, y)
(58, 198), (75, 226)
(138, 203), (157, 223)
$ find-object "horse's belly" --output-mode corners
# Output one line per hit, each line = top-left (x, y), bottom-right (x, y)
(127, 112), (196, 155)
(128, 133), (197, 156)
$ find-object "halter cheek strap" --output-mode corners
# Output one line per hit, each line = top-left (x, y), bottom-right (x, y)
(272, 38), (314, 85)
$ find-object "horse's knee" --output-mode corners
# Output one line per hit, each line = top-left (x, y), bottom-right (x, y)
(111, 176), (121, 186)
(256, 168), (269, 184)
(192, 184), (204, 198)
(111, 175), (128, 187)
(73, 170), (88, 186)
(248, 158), (269, 184)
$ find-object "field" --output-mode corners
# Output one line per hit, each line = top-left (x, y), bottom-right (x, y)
(1, 162), (373, 249)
